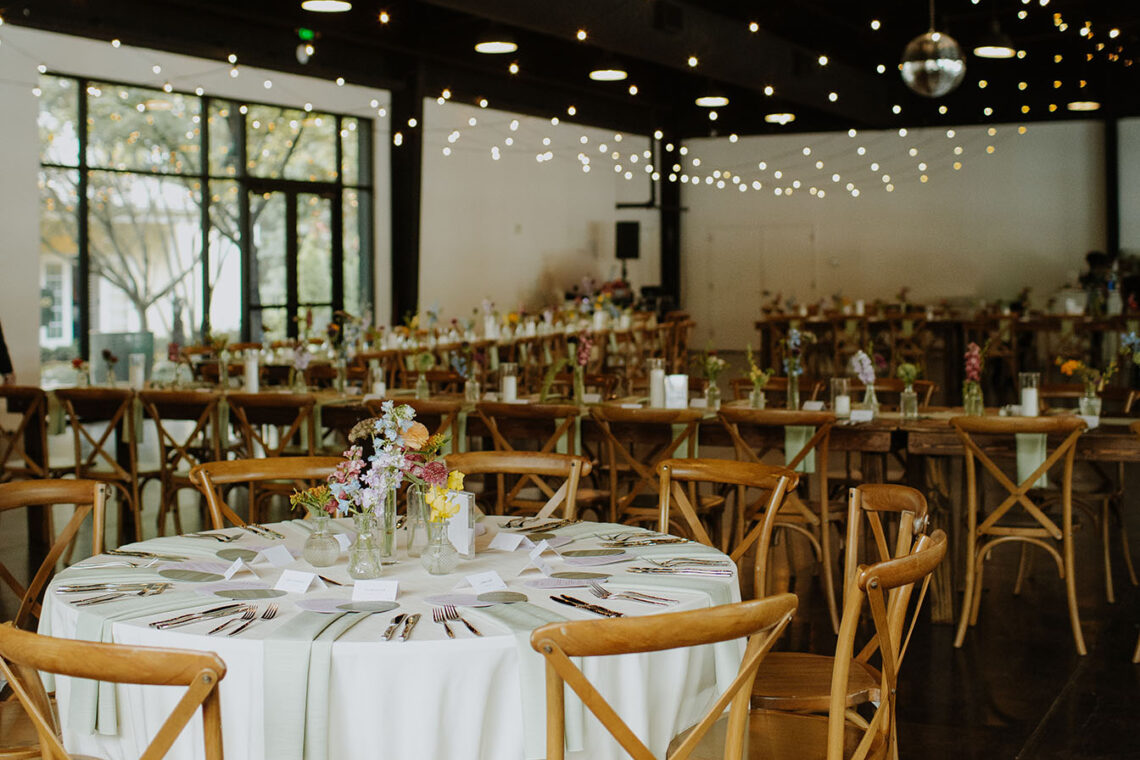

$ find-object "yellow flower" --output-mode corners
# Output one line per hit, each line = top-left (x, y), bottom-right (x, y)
(447, 470), (465, 491)
(1059, 359), (1082, 377)
(426, 485), (461, 522)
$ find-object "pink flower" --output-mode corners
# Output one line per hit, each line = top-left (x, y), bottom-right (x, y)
(577, 331), (593, 367)
(420, 460), (449, 487)
(964, 343), (981, 383)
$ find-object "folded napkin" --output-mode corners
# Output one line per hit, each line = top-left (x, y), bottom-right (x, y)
(671, 423), (699, 458)
(472, 602), (585, 760)
(784, 426), (816, 474)
(304, 613), (374, 760)
(1016, 433), (1048, 489)
(553, 416), (583, 456)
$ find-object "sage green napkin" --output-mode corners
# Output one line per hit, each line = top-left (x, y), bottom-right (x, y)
(263, 611), (351, 760)
(304, 613), (372, 760)
(553, 417), (582, 456)
(670, 423), (699, 458)
(784, 426), (816, 474)
(1016, 433), (1048, 489)
(473, 602), (584, 760)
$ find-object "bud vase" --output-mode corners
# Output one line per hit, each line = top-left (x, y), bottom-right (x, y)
(302, 514), (340, 568)
(464, 378), (481, 403)
(749, 386), (767, 409)
(347, 512), (383, 579)
(863, 386), (879, 417)
(704, 382), (721, 411)
(421, 521), (459, 575)
(415, 374), (430, 400)
(573, 366), (586, 406)
(900, 385), (919, 420)
(405, 485), (429, 558)
(786, 374), (800, 410)
(1078, 384), (1102, 418)
(963, 382), (985, 416)
(378, 487), (397, 564)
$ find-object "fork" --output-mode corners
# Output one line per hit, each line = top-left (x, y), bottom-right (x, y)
(228, 602), (278, 636)
(432, 607), (455, 639)
(208, 607), (256, 635)
(644, 557), (731, 568)
(442, 604), (481, 636)
(588, 582), (674, 606)
(184, 531), (241, 543)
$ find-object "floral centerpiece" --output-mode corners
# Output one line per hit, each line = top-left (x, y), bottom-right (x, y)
(1056, 336), (1136, 416)
(745, 345), (775, 409)
(897, 362), (920, 420)
(779, 328), (814, 409)
(289, 485), (341, 567)
(693, 347), (728, 410)
(566, 331), (593, 404)
(849, 349), (878, 414)
(100, 349), (119, 386)
(71, 357), (90, 387)
(962, 341), (987, 416)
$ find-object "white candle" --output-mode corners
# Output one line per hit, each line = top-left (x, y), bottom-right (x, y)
(855, 300), (865, 316)
(370, 367), (386, 397)
(593, 310), (607, 331)
(649, 368), (666, 408)
(483, 315), (499, 340)
(834, 394), (851, 417)
(244, 351), (259, 393)
(1021, 387), (1039, 417)
(501, 375), (518, 402)
(128, 353), (146, 390)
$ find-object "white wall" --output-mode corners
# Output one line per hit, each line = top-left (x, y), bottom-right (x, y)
(418, 100), (660, 318)
(0, 25), (391, 382)
(1119, 118), (1140, 254)
(680, 121), (1108, 347)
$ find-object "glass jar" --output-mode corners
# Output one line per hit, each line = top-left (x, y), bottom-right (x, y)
(415, 373), (430, 400)
(405, 485), (429, 558)
(464, 378), (481, 403)
(573, 365), (586, 406)
(302, 514), (340, 568)
(378, 487), (397, 564)
(862, 385), (879, 417)
(347, 512), (383, 579)
(421, 521), (460, 575)
(786, 373), (801, 411)
(704, 382), (721, 411)
(1079, 383), (1102, 418)
(900, 385), (919, 421)
(334, 357), (347, 394)
(963, 381), (985, 416)
(748, 386), (767, 409)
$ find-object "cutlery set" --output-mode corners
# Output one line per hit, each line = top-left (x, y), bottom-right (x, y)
(182, 531), (242, 543)
(430, 604), (481, 638)
(627, 567), (735, 577)
(550, 594), (624, 618)
(149, 602), (279, 634)
(587, 582), (675, 606)
(106, 549), (190, 562)
(241, 524), (286, 540)
(382, 613), (420, 641)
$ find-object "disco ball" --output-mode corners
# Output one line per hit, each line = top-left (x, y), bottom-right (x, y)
(900, 31), (966, 98)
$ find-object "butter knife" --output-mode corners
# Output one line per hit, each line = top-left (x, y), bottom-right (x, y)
(399, 613), (421, 641)
(382, 613), (407, 641)
(551, 595), (624, 618)
(107, 549), (189, 562)
(150, 603), (244, 629)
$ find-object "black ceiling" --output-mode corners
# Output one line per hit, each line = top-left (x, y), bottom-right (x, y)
(6, 0), (1140, 137)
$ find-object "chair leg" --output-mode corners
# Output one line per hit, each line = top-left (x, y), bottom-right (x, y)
(1013, 544), (1031, 596)
(968, 551), (987, 626)
(819, 520), (840, 634)
(1114, 500), (1139, 587)
(1133, 631), (1140, 664)
(954, 548), (976, 648)
(1103, 500), (1116, 604)
(1063, 532), (1088, 656)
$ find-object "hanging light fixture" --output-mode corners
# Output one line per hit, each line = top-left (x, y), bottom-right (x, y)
(900, 0), (966, 97)
(301, 0), (352, 11)
(695, 87), (729, 107)
(474, 29), (518, 54)
(589, 59), (628, 81)
(973, 18), (1016, 59)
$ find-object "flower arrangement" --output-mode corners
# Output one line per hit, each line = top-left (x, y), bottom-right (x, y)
(849, 350), (875, 385)
(292, 344), (312, 372)
(964, 341), (984, 385)
(289, 484), (338, 518)
(745, 345), (774, 390)
(1056, 357), (1116, 393)
(451, 341), (480, 380)
(573, 331), (593, 368)
(896, 362), (919, 387)
(780, 328), (815, 376)
(694, 348), (728, 382)
(70, 357), (89, 373)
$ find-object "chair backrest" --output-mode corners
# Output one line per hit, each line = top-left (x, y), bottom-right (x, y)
(189, 456), (342, 529)
(442, 450), (592, 519)
(225, 391), (316, 457)
(53, 388), (136, 480)
(137, 390), (222, 477)
(530, 593), (798, 760)
(0, 385), (49, 478)
(0, 480), (107, 629)
(0, 622), (226, 760)
(317, 401), (373, 454)
(844, 484), (929, 606)
(474, 401), (582, 454)
(828, 530), (947, 760)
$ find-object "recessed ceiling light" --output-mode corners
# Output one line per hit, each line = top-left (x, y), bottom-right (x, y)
(695, 94), (729, 107)
(765, 112), (795, 125)
(301, 0), (351, 11)
(589, 66), (627, 81)
(1067, 100), (1101, 111)
(474, 30), (517, 54)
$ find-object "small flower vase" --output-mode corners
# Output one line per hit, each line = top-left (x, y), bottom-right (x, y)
(421, 521), (459, 575)
(863, 386), (879, 417)
(749, 386), (767, 409)
(302, 514), (341, 568)
(291, 368), (307, 391)
(347, 512), (383, 579)
(334, 358), (347, 394)
(963, 381), (985, 416)
(464, 378), (481, 403)
(218, 357), (229, 388)
(104, 364), (117, 387)
(900, 385), (919, 421)
(405, 485), (429, 558)
(415, 374), (430, 400)
(75, 367), (89, 387)
(573, 365), (586, 406)
(378, 487), (397, 564)
(787, 374), (801, 410)
(704, 382), (721, 411)
(1079, 384), (1102, 418)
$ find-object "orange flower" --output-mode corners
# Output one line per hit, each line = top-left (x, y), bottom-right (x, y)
(401, 421), (430, 450)
(1059, 359), (1082, 376)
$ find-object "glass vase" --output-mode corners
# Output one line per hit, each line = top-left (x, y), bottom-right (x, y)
(464, 378), (481, 403)
(302, 514), (341, 568)
(704, 382), (721, 411)
(749, 386), (767, 409)
(573, 365), (586, 406)
(786, 373), (800, 410)
(347, 512), (383, 579)
(900, 385), (919, 421)
(421, 521), (460, 575)
(405, 485), (429, 558)
(1079, 385), (1102, 418)
(378, 487), (397, 564)
(218, 357), (229, 389)
(863, 386), (879, 417)
(963, 381), (985, 416)
(415, 374), (430, 400)
(334, 357), (347, 394)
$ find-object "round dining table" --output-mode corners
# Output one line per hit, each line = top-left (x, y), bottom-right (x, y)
(41, 516), (743, 760)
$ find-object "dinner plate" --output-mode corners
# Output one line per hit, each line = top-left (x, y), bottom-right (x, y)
(217, 548), (259, 562)
(477, 591), (528, 604)
(159, 569), (225, 583)
(337, 601), (399, 613)
(216, 588), (287, 600)
(560, 549), (625, 558)
(551, 571), (611, 580)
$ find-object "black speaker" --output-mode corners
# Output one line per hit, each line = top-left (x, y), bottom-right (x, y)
(616, 221), (640, 260)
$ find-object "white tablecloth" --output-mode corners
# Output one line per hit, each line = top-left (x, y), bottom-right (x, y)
(42, 518), (743, 760)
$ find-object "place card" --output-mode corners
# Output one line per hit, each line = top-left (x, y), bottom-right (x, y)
(689, 398), (707, 409)
(447, 492), (477, 558)
(465, 570), (509, 594)
(222, 557), (255, 580)
(525, 540), (556, 576)
(274, 569), (319, 594)
(352, 578), (399, 602)
(802, 400), (825, 411)
(582, 393), (602, 404)
(258, 544), (295, 568)
(850, 409), (875, 423)
(489, 532), (527, 552)
(665, 374), (689, 409)
(333, 533), (352, 552)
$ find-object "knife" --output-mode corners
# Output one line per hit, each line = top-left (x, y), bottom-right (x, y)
(107, 549), (190, 562)
(399, 613), (421, 641)
(150, 603), (244, 629)
(551, 595), (624, 618)
(382, 613), (407, 641)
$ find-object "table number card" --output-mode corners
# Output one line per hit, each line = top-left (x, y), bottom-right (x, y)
(665, 374), (689, 409)
(447, 491), (477, 559)
(274, 569), (318, 593)
(352, 579), (399, 602)
(850, 409), (875, 423)
(465, 570), (509, 594)
(333, 533), (352, 552)
(257, 544), (295, 568)
(489, 532), (527, 552)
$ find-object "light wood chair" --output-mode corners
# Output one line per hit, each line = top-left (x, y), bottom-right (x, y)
(138, 390), (222, 536)
(317, 401), (373, 455)
(750, 485), (930, 716)
(951, 415), (1087, 654)
(0, 386), (51, 482)
(189, 456), (342, 530)
(53, 387), (140, 544)
(0, 623), (226, 760)
(0, 480), (106, 629)
(225, 391), (317, 459)
(442, 451), (591, 519)
(657, 458), (799, 598)
(530, 592), (798, 760)
(683, 531), (946, 760)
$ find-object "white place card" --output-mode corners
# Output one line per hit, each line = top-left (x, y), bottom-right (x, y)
(274, 570), (318, 594)
(689, 398), (707, 409)
(489, 532), (526, 552)
(850, 409), (875, 423)
(223, 557), (252, 580)
(466, 570), (509, 594)
(352, 578), (399, 602)
(333, 533), (352, 552)
(665, 374), (689, 409)
(447, 492), (477, 558)
(582, 392), (602, 404)
(802, 400), (825, 411)
(258, 545), (295, 568)
(529, 540), (554, 559)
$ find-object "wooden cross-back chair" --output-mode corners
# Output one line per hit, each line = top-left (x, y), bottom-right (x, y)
(550, 372), (621, 401)
(656, 458), (799, 598)
(353, 350), (400, 389)
(138, 390), (221, 536)
(189, 456), (343, 530)
(951, 415), (1087, 654)
(0, 480), (106, 630)
(226, 391), (316, 458)
(718, 407), (841, 631)
(365, 397), (461, 445)
(53, 388), (140, 544)
(531, 593), (798, 760)
(442, 451), (591, 520)
(0, 623), (226, 760)
(588, 406), (704, 526)
(475, 401), (583, 455)
(0, 386), (50, 482)
(317, 401), (373, 455)
(731, 531), (947, 760)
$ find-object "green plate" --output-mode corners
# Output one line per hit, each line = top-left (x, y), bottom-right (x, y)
(337, 601), (399, 613)
(526, 532), (555, 541)
(159, 569), (225, 583)
(551, 571), (611, 580)
(560, 549), (624, 558)
(477, 591), (528, 604)
(215, 588), (287, 600)
(217, 548), (259, 562)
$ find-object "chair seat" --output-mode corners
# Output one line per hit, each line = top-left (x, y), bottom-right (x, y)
(1, 697), (43, 758)
(751, 652), (880, 711)
(669, 709), (883, 760)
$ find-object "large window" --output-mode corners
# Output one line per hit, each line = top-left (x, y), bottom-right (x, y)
(37, 74), (374, 382)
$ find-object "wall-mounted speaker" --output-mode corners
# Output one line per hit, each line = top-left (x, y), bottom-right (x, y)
(616, 221), (640, 260)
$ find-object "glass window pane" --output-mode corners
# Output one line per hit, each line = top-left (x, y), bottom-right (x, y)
(39, 168), (81, 385)
(38, 76), (79, 167)
(208, 100), (241, 178)
(297, 193), (332, 305)
(208, 180), (241, 340)
(343, 189), (362, 317)
(86, 83), (201, 174)
(246, 106), (337, 182)
(87, 171), (203, 366)
(251, 190), (287, 311)
(341, 117), (359, 186)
